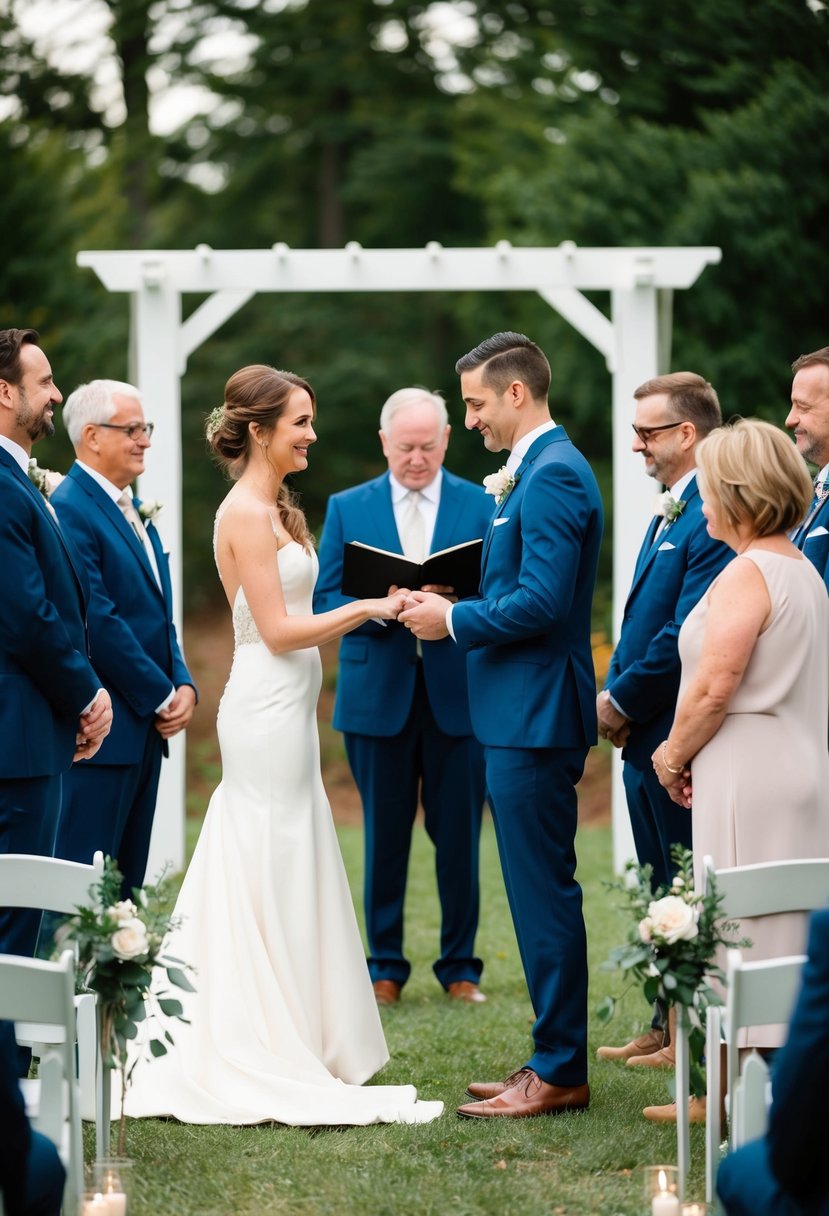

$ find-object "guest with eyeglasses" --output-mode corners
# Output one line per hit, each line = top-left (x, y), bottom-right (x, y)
(48, 379), (196, 901)
(595, 372), (731, 1078)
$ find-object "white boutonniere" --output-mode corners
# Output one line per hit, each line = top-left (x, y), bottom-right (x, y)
(483, 466), (517, 506)
(28, 458), (64, 499)
(654, 491), (686, 524)
(138, 500), (163, 523)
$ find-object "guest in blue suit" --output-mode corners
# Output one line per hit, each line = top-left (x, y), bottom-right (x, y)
(0, 329), (112, 960)
(787, 346), (829, 588)
(401, 333), (602, 1118)
(314, 387), (491, 1004)
(595, 373), (731, 1066)
(717, 905), (829, 1216)
(0, 1020), (65, 1216)
(50, 380), (196, 897)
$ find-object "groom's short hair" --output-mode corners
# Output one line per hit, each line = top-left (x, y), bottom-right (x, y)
(455, 332), (551, 403)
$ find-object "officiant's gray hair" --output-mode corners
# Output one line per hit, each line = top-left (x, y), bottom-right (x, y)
(379, 387), (448, 432)
(63, 379), (143, 447)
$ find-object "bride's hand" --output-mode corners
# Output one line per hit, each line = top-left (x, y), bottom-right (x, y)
(369, 587), (411, 620)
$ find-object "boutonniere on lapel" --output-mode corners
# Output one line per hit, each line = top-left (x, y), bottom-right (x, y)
(28, 458), (64, 500)
(483, 466), (518, 506)
(654, 490), (686, 525)
(138, 500), (163, 524)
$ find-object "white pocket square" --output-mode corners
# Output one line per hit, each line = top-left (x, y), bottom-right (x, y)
(493, 516), (510, 527)
(807, 525), (829, 538)
(657, 540), (676, 551)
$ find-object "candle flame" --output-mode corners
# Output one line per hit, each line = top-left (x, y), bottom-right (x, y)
(658, 1169), (667, 1192)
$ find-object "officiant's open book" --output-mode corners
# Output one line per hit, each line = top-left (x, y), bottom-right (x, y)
(341, 537), (483, 600)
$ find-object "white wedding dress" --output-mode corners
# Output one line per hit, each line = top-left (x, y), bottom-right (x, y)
(125, 517), (442, 1125)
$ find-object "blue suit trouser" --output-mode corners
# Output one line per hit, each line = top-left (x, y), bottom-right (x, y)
(53, 726), (163, 898)
(0, 774), (62, 958)
(623, 756), (693, 893)
(345, 665), (485, 988)
(484, 744), (588, 1087)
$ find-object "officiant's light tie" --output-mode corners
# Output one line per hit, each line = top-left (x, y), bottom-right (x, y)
(400, 490), (426, 564)
(117, 490), (162, 588)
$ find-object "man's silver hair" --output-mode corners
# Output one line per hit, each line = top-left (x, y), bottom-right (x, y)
(63, 379), (142, 448)
(379, 387), (448, 433)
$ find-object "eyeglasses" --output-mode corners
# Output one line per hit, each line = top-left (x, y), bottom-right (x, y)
(96, 422), (155, 440)
(631, 421), (684, 444)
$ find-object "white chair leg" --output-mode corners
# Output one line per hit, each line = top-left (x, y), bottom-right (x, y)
(705, 1005), (722, 1205)
(76, 994), (97, 1123)
(675, 1004), (690, 1202)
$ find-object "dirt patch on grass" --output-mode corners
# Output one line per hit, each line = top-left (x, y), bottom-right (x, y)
(184, 609), (611, 829)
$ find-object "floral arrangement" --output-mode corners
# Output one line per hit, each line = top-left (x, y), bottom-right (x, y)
(58, 857), (194, 1155)
(28, 458), (64, 498)
(137, 499), (163, 523)
(597, 846), (748, 1094)
(654, 490), (686, 523)
(483, 466), (517, 505)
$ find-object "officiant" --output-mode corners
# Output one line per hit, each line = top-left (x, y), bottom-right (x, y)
(314, 386), (491, 1006)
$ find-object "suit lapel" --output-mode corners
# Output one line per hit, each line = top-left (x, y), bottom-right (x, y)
(628, 478), (700, 598)
(480, 427), (564, 575)
(69, 465), (163, 598)
(795, 492), (829, 549)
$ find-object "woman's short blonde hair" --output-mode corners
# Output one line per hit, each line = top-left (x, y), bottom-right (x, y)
(696, 418), (813, 537)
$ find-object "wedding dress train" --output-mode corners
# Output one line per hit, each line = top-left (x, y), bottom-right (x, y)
(126, 532), (442, 1125)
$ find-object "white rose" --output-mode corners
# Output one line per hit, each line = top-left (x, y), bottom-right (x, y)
(111, 918), (150, 960)
(646, 894), (699, 944)
(638, 916), (654, 944)
(107, 900), (139, 925)
(482, 467), (515, 503)
(654, 490), (674, 517)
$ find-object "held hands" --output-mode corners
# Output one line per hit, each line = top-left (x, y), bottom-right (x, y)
(74, 689), (113, 762)
(398, 591), (451, 641)
(652, 740), (693, 809)
(596, 690), (630, 749)
(156, 684), (197, 739)
(369, 587), (412, 621)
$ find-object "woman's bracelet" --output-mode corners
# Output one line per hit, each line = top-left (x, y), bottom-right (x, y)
(660, 741), (685, 775)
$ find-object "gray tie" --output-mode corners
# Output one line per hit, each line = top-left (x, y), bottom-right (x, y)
(117, 490), (145, 544)
(399, 490), (426, 563)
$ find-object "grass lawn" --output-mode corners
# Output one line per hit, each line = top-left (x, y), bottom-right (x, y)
(90, 818), (708, 1215)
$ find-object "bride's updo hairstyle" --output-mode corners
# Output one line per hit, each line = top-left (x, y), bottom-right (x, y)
(207, 364), (315, 550)
(696, 417), (812, 537)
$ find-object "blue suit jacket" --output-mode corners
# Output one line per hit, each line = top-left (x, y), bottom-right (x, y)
(451, 427), (603, 750)
(605, 477), (732, 765)
(0, 448), (100, 777)
(50, 464), (194, 765)
(717, 906), (829, 1216)
(796, 494), (829, 593)
(314, 468), (492, 738)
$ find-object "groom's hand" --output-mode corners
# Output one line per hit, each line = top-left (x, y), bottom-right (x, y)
(398, 591), (451, 640)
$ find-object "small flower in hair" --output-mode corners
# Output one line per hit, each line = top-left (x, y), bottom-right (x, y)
(206, 406), (225, 439)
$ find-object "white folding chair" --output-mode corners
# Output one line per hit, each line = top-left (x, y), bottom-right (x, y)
(0, 852), (104, 1139)
(702, 855), (829, 1204)
(0, 949), (83, 1216)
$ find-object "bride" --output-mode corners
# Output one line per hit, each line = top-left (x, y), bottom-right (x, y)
(126, 365), (443, 1125)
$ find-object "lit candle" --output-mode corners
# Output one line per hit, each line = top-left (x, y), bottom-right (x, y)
(652, 1169), (681, 1216)
(104, 1194), (127, 1216)
(81, 1195), (110, 1215)
(681, 1206), (709, 1216)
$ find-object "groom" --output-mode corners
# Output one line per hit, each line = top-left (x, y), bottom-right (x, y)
(400, 332), (603, 1118)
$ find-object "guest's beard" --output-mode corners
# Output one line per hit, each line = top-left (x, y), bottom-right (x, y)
(17, 386), (55, 442)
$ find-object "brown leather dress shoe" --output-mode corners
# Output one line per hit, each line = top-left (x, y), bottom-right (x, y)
(643, 1095), (707, 1124)
(457, 1070), (589, 1119)
(466, 1068), (532, 1100)
(373, 980), (402, 1006)
(627, 1042), (676, 1068)
(447, 981), (487, 1004)
(596, 1028), (666, 1062)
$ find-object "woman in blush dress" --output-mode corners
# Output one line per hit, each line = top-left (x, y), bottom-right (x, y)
(126, 365), (442, 1126)
(650, 418), (829, 1121)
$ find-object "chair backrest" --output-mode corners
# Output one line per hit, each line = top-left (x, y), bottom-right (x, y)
(725, 949), (806, 1144)
(703, 855), (829, 919)
(0, 949), (82, 1212)
(0, 850), (104, 915)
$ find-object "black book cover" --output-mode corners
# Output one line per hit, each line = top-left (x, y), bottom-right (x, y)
(340, 537), (483, 600)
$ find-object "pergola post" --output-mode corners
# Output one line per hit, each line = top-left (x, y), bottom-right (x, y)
(77, 243), (720, 878)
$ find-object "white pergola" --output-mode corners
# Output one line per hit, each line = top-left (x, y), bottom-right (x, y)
(77, 241), (721, 878)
